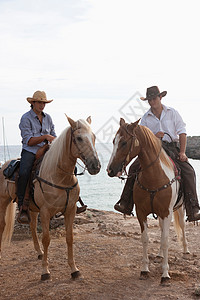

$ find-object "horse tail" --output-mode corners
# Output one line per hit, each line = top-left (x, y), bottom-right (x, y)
(2, 201), (17, 245)
(173, 210), (182, 242)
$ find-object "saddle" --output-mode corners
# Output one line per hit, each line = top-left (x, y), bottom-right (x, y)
(3, 159), (20, 180)
(3, 144), (49, 207)
(168, 156), (183, 210)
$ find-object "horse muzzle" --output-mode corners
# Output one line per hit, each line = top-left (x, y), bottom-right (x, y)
(86, 157), (101, 175)
(107, 167), (122, 178)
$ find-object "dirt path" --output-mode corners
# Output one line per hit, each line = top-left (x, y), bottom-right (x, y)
(0, 209), (200, 299)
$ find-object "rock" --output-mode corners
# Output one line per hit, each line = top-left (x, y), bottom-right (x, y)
(186, 136), (200, 159)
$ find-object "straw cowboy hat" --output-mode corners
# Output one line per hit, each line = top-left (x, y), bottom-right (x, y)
(140, 86), (167, 101)
(27, 91), (53, 103)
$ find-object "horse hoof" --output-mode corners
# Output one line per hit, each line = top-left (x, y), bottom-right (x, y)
(139, 271), (149, 280)
(161, 277), (170, 286)
(154, 256), (163, 263)
(71, 271), (80, 280)
(41, 273), (51, 281)
(38, 254), (43, 260)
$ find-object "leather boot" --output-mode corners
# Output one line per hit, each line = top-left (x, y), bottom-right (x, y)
(17, 189), (31, 224)
(76, 205), (87, 214)
(17, 205), (30, 224)
(76, 196), (87, 214)
(185, 193), (200, 222)
(114, 176), (134, 215)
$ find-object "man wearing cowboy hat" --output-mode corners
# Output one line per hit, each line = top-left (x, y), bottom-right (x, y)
(17, 90), (87, 224)
(17, 91), (57, 224)
(114, 86), (200, 222)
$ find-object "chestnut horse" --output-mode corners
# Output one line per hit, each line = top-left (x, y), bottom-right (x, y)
(107, 118), (189, 284)
(0, 116), (101, 280)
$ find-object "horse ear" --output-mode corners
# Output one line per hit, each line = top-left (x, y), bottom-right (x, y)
(130, 119), (141, 131)
(135, 118), (141, 125)
(65, 114), (76, 129)
(120, 118), (125, 126)
(86, 116), (91, 124)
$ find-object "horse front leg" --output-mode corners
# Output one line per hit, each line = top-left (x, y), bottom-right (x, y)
(160, 214), (172, 285)
(29, 211), (43, 260)
(65, 207), (80, 279)
(40, 209), (51, 281)
(139, 220), (150, 280)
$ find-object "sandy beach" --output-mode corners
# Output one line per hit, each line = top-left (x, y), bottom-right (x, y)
(0, 209), (200, 300)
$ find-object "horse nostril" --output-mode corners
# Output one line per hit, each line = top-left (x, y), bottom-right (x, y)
(108, 169), (114, 177)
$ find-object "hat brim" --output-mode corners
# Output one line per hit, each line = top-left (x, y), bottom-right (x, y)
(140, 91), (167, 101)
(27, 97), (53, 104)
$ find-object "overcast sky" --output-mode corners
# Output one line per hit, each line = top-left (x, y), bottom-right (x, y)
(0, 0), (200, 145)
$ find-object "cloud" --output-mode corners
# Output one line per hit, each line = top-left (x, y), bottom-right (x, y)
(0, 0), (200, 145)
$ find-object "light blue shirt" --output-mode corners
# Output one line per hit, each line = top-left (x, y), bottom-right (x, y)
(19, 109), (56, 154)
(140, 105), (186, 143)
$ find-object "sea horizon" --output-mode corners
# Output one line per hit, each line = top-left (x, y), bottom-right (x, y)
(1, 144), (200, 213)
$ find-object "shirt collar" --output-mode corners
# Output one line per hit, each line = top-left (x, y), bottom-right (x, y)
(30, 109), (46, 118)
(147, 104), (170, 116)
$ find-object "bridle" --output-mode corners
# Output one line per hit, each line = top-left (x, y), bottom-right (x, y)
(35, 126), (91, 214)
(119, 125), (163, 179)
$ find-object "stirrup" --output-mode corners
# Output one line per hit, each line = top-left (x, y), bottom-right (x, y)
(114, 203), (132, 216)
(76, 205), (87, 214)
(17, 207), (30, 224)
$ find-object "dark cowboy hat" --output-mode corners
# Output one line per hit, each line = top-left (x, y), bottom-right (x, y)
(140, 86), (167, 101)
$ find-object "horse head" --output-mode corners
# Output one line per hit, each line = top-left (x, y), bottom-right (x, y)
(107, 118), (140, 177)
(67, 115), (101, 175)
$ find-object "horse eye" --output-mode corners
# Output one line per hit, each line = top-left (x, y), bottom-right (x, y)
(121, 141), (127, 147)
(76, 136), (83, 142)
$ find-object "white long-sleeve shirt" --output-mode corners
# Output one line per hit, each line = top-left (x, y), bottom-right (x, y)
(140, 104), (186, 143)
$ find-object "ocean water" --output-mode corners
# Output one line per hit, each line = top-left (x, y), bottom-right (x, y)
(1, 144), (200, 212)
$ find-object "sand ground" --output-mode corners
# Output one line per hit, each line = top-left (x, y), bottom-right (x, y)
(0, 209), (200, 300)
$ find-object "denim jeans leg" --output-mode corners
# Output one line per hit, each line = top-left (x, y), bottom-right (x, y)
(17, 149), (35, 208)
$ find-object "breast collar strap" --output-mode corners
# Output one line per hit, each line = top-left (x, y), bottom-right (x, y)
(136, 174), (179, 219)
(36, 175), (78, 215)
(71, 128), (87, 164)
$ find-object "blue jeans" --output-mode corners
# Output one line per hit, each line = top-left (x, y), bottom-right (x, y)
(17, 149), (35, 208)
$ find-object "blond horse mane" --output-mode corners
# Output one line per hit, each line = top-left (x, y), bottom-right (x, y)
(138, 125), (173, 169)
(40, 127), (70, 175)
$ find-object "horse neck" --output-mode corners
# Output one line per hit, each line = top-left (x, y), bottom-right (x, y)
(59, 128), (77, 173)
(136, 127), (173, 185)
(136, 126), (163, 176)
(40, 128), (77, 184)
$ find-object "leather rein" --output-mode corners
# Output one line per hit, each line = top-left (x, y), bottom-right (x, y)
(119, 125), (162, 179)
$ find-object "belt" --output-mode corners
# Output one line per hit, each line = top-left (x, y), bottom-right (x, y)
(162, 141), (178, 148)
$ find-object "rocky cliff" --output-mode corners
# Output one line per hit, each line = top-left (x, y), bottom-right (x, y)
(186, 136), (200, 160)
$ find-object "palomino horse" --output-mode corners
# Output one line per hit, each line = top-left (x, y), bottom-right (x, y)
(0, 116), (101, 280)
(107, 118), (189, 284)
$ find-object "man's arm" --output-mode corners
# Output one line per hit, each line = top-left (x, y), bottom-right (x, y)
(28, 135), (56, 146)
(179, 133), (188, 161)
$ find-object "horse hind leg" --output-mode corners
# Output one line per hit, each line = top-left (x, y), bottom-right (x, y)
(0, 200), (16, 258)
(174, 207), (190, 254)
(65, 208), (80, 279)
(155, 217), (164, 261)
(29, 211), (44, 260)
(0, 206), (7, 259)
